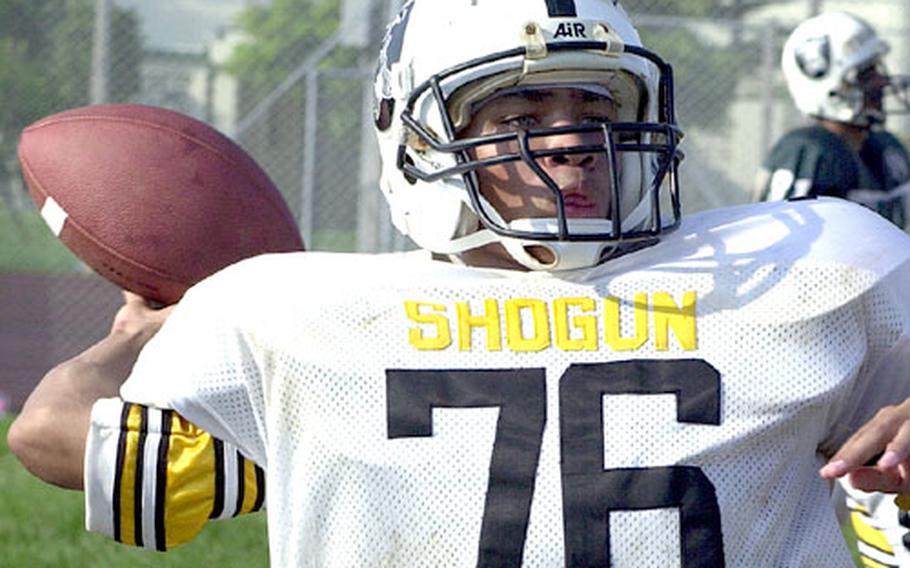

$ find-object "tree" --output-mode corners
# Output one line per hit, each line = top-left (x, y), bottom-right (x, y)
(225, 0), (370, 247)
(0, 0), (142, 208)
(46, 0), (142, 110)
(629, 0), (778, 18)
(227, 0), (358, 116)
(629, 0), (778, 131)
(639, 28), (746, 132)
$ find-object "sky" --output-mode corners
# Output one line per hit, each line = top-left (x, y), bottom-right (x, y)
(114, 0), (251, 51)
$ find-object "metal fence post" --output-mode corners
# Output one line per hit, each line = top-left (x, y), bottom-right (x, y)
(90, 0), (111, 104)
(356, 66), (383, 253)
(760, 22), (778, 160)
(301, 71), (319, 248)
(808, 0), (823, 17)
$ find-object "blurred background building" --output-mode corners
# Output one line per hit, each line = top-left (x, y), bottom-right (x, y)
(2, 0), (909, 412)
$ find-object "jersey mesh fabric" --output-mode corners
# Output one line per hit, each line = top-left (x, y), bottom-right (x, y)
(120, 198), (910, 567)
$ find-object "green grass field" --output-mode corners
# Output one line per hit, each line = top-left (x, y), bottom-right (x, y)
(0, 416), (269, 568)
(0, 208), (81, 273)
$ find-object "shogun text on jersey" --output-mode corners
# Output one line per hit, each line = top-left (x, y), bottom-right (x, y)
(404, 292), (697, 353)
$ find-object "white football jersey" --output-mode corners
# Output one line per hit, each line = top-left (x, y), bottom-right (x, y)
(111, 198), (910, 567)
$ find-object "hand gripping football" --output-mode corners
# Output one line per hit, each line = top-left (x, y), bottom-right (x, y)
(18, 103), (305, 305)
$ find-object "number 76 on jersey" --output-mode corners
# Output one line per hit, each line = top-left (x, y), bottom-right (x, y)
(386, 358), (725, 567)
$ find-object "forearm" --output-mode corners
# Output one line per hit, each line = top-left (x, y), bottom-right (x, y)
(7, 328), (150, 490)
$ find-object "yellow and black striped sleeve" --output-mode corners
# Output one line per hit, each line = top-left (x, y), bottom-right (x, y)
(85, 398), (265, 551)
(845, 495), (902, 568)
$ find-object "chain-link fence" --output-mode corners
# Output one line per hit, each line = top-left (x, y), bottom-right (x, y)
(2, 0), (909, 412)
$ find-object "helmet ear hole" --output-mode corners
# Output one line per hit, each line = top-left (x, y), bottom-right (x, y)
(524, 245), (555, 266)
(402, 153), (418, 185)
(375, 98), (395, 131)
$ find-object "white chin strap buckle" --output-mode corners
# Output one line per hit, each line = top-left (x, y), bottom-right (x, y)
(503, 218), (614, 271)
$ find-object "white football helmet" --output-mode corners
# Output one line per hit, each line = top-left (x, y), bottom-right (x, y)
(373, 0), (683, 271)
(781, 12), (910, 127)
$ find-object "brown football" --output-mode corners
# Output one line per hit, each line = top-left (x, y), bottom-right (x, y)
(17, 103), (304, 305)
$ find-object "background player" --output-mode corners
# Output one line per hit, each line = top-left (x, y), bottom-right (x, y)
(10, 1), (910, 566)
(753, 12), (910, 565)
(753, 12), (910, 229)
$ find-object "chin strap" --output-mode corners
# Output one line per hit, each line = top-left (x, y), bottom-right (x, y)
(502, 218), (613, 270)
(428, 188), (659, 271)
(417, 216), (592, 270)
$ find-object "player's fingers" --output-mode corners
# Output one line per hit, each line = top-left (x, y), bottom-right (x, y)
(847, 466), (906, 493)
(151, 302), (177, 323)
(121, 290), (146, 305)
(112, 290), (176, 334)
(820, 404), (910, 479)
(875, 419), (910, 472)
(121, 290), (175, 315)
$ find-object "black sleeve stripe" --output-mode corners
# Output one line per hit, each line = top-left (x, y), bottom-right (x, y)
(210, 438), (225, 519)
(154, 409), (173, 552)
(112, 403), (132, 543)
(235, 453), (246, 517)
(133, 405), (149, 548)
(856, 546), (899, 568)
(252, 466), (266, 512)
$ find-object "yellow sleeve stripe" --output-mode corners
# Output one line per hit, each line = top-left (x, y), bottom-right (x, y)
(162, 412), (218, 550)
(252, 462), (266, 513)
(109, 403), (266, 551)
(113, 403), (146, 547)
(850, 510), (895, 555)
(238, 455), (265, 515)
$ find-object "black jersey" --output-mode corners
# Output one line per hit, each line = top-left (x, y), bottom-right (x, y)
(757, 124), (910, 227)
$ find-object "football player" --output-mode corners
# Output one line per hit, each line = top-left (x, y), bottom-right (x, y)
(10, 1), (910, 566)
(753, 12), (910, 229)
